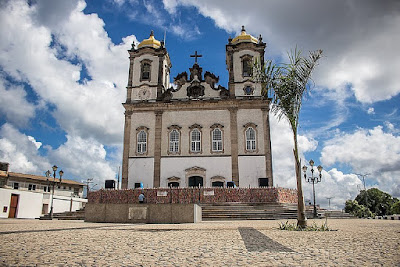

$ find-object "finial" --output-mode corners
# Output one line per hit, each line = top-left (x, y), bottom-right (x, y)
(131, 40), (136, 50)
(228, 36), (232, 44)
(241, 25), (245, 32)
(258, 34), (263, 43)
(150, 30), (154, 37)
(160, 40), (164, 48)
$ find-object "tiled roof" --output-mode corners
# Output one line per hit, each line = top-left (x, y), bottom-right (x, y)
(7, 172), (85, 186)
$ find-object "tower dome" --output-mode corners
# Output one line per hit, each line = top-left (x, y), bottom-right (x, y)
(138, 30), (161, 49)
(231, 26), (258, 45)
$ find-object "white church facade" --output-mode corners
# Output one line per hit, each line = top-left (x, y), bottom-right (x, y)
(121, 27), (273, 189)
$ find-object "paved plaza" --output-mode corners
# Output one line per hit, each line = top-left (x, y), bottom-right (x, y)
(0, 218), (399, 266)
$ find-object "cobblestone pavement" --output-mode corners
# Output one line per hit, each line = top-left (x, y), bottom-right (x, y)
(0, 218), (399, 266)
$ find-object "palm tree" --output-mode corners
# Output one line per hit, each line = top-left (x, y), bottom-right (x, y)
(255, 47), (323, 227)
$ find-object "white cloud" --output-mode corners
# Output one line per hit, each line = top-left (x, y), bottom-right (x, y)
(367, 107), (375, 115)
(27, 136), (42, 149)
(0, 0), (137, 145)
(321, 125), (400, 197)
(270, 114), (317, 189)
(169, 0), (400, 104)
(48, 135), (116, 188)
(0, 79), (36, 127)
(0, 123), (49, 174)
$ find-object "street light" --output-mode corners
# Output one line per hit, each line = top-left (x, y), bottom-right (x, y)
(302, 159), (323, 218)
(45, 165), (63, 219)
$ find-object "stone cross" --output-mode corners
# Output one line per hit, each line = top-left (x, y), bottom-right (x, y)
(190, 51), (202, 63)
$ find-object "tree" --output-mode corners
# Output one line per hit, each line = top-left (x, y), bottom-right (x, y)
(356, 188), (398, 216)
(344, 199), (373, 218)
(255, 47), (323, 227)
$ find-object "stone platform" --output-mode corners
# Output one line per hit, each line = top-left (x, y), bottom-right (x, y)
(0, 219), (399, 266)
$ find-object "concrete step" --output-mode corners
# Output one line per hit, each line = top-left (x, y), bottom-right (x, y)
(201, 203), (299, 220)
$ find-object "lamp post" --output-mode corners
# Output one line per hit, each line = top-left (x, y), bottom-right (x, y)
(45, 165), (63, 219)
(302, 160), (323, 218)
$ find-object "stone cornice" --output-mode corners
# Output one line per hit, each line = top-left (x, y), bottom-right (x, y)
(123, 98), (271, 113)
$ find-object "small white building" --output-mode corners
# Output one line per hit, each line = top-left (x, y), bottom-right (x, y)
(0, 162), (87, 219)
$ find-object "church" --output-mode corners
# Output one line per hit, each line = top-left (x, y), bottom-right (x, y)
(121, 27), (273, 189)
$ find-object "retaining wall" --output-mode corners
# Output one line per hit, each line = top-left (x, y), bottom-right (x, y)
(88, 187), (297, 204)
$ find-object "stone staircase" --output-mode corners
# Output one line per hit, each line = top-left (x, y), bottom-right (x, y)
(39, 208), (85, 220)
(201, 202), (298, 220)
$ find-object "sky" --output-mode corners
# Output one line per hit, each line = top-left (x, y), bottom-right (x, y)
(0, 0), (399, 209)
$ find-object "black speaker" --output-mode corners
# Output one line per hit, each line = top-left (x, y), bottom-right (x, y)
(105, 180), (115, 189)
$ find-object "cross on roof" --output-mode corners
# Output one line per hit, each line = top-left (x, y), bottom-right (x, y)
(190, 51), (202, 63)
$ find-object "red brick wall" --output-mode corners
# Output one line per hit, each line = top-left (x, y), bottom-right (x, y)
(88, 187), (297, 204)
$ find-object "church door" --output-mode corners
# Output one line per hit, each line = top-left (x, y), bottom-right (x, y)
(8, 194), (19, 218)
(188, 176), (203, 187)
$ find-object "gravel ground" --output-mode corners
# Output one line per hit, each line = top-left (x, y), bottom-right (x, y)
(0, 218), (399, 266)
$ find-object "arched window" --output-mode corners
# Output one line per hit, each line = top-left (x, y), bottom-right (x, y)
(169, 129), (180, 153)
(191, 129), (201, 152)
(141, 61), (151, 81)
(137, 130), (147, 153)
(242, 56), (252, 77)
(212, 128), (223, 152)
(245, 127), (256, 151)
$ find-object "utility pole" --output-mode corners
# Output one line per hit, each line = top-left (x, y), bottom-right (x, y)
(117, 166), (120, 190)
(326, 197), (333, 210)
(356, 173), (370, 207)
(84, 178), (94, 198)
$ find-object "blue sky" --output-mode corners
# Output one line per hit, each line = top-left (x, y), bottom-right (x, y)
(0, 0), (399, 208)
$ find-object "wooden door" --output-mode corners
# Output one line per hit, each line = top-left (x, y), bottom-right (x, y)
(8, 194), (19, 218)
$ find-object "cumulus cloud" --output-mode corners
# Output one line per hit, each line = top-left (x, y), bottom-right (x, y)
(48, 135), (116, 187)
(0, 0), (138, 145)
(0, 79), (36, 127)
(270, 114), (317, 189)
(0, 0), (130, 184)
(164, 0), (400, 104)
(321, 125), (400, 197)
(0, 123), (49, 174)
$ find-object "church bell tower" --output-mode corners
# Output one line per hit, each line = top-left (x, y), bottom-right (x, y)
(226, 26), (266, 98)
(126, 31), (171, 102)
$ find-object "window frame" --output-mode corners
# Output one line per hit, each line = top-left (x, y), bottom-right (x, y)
(243, 122), (258, 153)
(241, 55), (253, 78)
(210, 123), (224, 153)
(140, 59), (152, 81)
(189, 124), (202, 154)
(136, 126), (150, 155)
(167, 125), (182, 155)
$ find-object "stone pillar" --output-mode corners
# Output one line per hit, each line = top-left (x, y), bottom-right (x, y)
(121, 111), (132, 189)
(229, 107), (239, 186)
(262, 107), (274, 186)
(153, 110), (163, 187)
(157, 55), (164, 100)
(126, 55), (134, 103)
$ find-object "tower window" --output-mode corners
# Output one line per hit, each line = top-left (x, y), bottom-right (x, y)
(242, 56), (253, 77)
(245, 127), (256, 151)
(244, 85), (254, 95)
(137, 130), (147, 154)
(140, 61), (151, 81)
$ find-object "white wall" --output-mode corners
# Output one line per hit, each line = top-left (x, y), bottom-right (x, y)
(51, 195), (87, 213)
(160, 157), (232, 187)
(0, 188), (87, 219)
(128, 158), (154, 188)
(238, 156), (267, 187)
(0, 188), (43, 219)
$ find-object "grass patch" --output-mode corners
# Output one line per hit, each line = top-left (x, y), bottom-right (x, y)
(278, 220), (333, 231)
